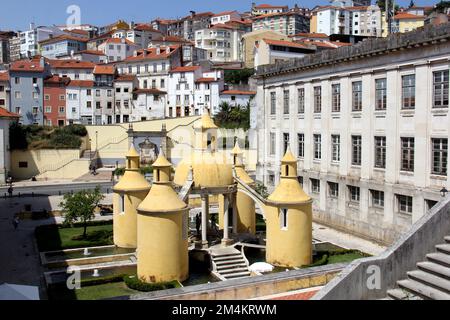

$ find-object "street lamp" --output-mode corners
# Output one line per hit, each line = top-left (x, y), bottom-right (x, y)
(440, 187), (448, 198)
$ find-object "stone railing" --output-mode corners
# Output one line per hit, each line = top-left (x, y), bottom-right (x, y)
(312, 196), (450, 300)
(256, 23), (450, 78)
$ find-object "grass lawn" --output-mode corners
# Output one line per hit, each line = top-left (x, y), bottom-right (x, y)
(327, 251), (369, 264)
(36, 223), (113, 252)
(50, 282), (138, 301)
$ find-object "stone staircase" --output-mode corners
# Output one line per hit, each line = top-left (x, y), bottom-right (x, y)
(210, 247), (251, 281)
(386, 235), (450, 300)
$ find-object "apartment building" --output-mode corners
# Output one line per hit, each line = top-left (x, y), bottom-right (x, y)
(48, 59), (95, 81)
(43, 75), (70, 126)
(39, 35), (88, 59)
(251, 11), (310, 36)
(220, 90), (256, 107)
(9, 36), (21, 62)
(18, 24), (66, 58)
(111, 23), (162, 49)
(115, 45), (182, 92)
(0, 32), (16, 64)
(98, 38), (138, 63)
(93, 65), (116, 125)
(195, 23), (245, 63)
(65, 80), (95, 125)
(165, 11), (214, 41)
(9, 57), (49, 125)
(211, 11), (242, 25)
(167, 66), (224, 117)
(251, 3), (289, 16)
(113, 75), (137, 123)
(0, 72), (10, 110)
(253, 24), (450, 244)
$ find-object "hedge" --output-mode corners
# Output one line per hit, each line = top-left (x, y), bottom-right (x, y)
(123, 275), (177, 292)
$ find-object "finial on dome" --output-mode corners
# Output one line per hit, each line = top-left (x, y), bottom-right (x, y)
(231, 140), (243, 155)
(127, 144), (139, 158)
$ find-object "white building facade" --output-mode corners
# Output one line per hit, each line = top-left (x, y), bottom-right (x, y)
(253, 25), (450, 244)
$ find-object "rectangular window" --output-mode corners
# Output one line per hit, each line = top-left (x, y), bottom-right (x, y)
(402, 75), (415, 109)
(352, 81), (362, 111)
(352, 135), (362, 166)
(19, 161), (28, 168)
(280, 208), (288, 230)
(375, 78), (387, 110)
(401, 137), (415, 172)
(314, 134), (322, 160)
(432, 138), (448, 176)
(397, 195), (413, 214)
(371, 190), (385, 208)
(433, 70), (449, 108)
(311, 179), (320, 194)
(374, 136), (386, 169)
(314, 86), (322, 113)
(270, 133), (276, 155)
(298, 88), (305, 114)
(270, 92), (276, 115)
(348, 186), (361, 203)
(332, 84), (341, 112)
(329, 182), (339, 198)
(298, 134), (304, 158)
(331, 135), (340, 162)
(283, 133), (289, 153)
(283, 90), (289, 114)
(44, 95), (50, 101)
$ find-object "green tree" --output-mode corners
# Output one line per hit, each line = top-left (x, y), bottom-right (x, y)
(214, 101), (251, 130)
(254, 182), (269, 199)
(436, 1), (450, 13)
(60, 187), (105, 238)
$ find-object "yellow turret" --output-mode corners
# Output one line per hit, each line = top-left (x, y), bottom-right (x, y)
(265, 148), (313, 267)
(137, 150), (189, 283)
(113, 145), (151, 249)
(220, 141), (256, 234)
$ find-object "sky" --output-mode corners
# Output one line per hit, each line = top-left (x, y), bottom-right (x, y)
(0, 0), (438, 31)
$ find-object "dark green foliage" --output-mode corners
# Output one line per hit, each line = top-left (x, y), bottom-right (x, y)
(123, 275), (177, 292)
(436, 1), (450, 13)
(9, 123), (88, 150)
(113, 167), (126, 176)
(113, 166), (153, 177)
(224, 68), (255, 85)
(214, 102), (250, 130)
(254, 182), (269, 199)
(80, 274), (127, 287)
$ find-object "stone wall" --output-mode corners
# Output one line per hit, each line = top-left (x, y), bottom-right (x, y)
(313, 196), (450, 300)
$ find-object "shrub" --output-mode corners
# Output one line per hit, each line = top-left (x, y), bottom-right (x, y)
(63, 124), (88, 137)
(80, 274), (127, 287)
(123, 275), (177, 292)
(139, 166), (153, 176)
(113, 168), (126, 176)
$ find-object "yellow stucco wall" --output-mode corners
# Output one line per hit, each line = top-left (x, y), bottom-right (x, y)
(113, 191), (148, 249)
(310, 14), (317, 33)
(137, 211), (189, 283)
(265, 204), (313, 268)
(236, 192), (256, 235)
(398, 19), (424, 33)
(10, 149), (89, 180)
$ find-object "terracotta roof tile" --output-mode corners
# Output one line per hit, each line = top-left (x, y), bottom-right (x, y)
(10, 58), (45, 73)
(0, 72), (9, 81)
(123, 46), (180, 62)
(195, 77), (217, 83)
(104, 37), (136, 46)
(394, 12), (425, 20)
(39, 35), (89, 45)
(115, 75), (136, 82)
(67, 80), (94, 88)
(49, 59), (96, 70)
(44, 75), (71, 85)
(93, 65), (116, 75)
(0, 108), (20, 118)
(291, 32), (329, 38)
(255, 4), (288, 9)
(264, 38), (314, 49)
(170, 66), (200, 73)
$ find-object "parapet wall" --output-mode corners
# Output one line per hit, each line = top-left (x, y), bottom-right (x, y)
(313, 196), (450, 300)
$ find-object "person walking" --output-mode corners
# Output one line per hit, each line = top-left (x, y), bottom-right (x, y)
(195, 214), (201, 238)
(12, 216), (20, 231)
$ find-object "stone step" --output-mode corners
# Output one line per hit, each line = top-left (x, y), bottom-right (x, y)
(216, 263), (248, 271)
(407, 270), (450, 293)
(212, 254), (243, 262)
(445, 236), (450, 244)
(398, 279), (450, 300)
(427, 253), (450, 268)
(417, 262), (450, 280)
(223, 272), (251, 279)
(220, 267), (250, 275)
(387, 288), (422, 300)
(436, 244), (450, 255)
(215, 258), (246, 266)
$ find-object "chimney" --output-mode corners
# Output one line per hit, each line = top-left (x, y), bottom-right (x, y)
(190, 11), (196, 18)
(156, 45), (161, 55)
(70, 50), (75, 59)
(133, 50), (138, 57)
(166, 46), (170, 54)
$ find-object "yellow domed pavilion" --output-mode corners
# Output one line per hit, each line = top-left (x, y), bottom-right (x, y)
(137, 150), (189, 283)
(265, 148), (313, 268)
(112, 145), (151, 249)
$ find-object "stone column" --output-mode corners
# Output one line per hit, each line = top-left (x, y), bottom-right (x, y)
(201, 192), (209, 249)
(223, 194), (230, 244)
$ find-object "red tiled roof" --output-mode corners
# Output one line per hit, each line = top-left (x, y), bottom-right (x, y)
(170, 66), (200, 73)
(394, 12), (425, 20)
(115, 75), (136, 82)
(134, 88), (167, 95)
(103, 37), (136, 46)
(44, 75), (71, 85)
(10, 58), (45, 73)
(133, 23), (162, 33)
(64, 29), (90, 36)
(0, 72), (9, 81)
(94, 65), (116, 75)
(195, 77), (217, 83)
(221, 90), (256, 95)
(255, 4), (288, 9)
(291, 32), (329, 38)
(0, 108), (20, 119)
(264, 38), (313, 49)
(49, 59), (96, 70)
(78, 50), (105, 56)
(123, 46), (180, 62)
(152, 35), (190, 43)
(213, 11), (238, 18)
(39, 35), (89, 45)
(67, 80), (94, 88)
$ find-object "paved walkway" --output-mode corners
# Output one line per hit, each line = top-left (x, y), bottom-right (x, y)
(312, 223), (387, 256)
